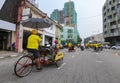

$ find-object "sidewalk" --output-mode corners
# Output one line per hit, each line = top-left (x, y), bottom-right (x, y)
(0, 51), (22, 60)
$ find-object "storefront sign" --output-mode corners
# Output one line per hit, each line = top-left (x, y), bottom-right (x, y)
(19, 23), (23, 38)
(0, 20), (16, 31)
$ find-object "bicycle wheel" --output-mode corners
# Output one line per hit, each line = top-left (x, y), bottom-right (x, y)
(14, 55), (33, 77)
(55, 58), (63, 67)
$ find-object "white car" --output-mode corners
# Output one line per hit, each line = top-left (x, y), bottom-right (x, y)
(111, 44), (120, 50)
(104, 45), (111, 49)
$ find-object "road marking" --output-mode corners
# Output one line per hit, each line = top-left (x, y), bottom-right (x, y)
(10, 55), (17, 57)
(72, 55), (75, 58)
(96, 61), (103, 63)
(0, 57), (4, 59)
(96, 53), (99, 55)
(58, 63), (66, 69)
(115, 53), (118, 56)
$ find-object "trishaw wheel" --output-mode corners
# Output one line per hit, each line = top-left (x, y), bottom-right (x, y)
(55, 58), (63, 67)
(14, 55), (33, 77)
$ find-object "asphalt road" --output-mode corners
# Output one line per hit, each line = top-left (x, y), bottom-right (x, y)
(0, 48), (120, 83)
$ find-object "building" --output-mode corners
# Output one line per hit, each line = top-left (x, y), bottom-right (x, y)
(50, 1), (79, 44)
(0, 0), (19, 50)
(63, 1), (77, 27)
(84, 33), (104, 43)
(19, 0), (63, 51)
(50, 9), (64, 24)
(0, 0), (62, 52)
(102, 0), (120, 45)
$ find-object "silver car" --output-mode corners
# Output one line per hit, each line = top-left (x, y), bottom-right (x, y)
(111, 44), (120, 50)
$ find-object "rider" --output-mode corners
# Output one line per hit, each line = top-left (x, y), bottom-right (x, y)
(68, 41), (72, 51)
(54, 38), (59, 54)
(27, 29), (42, 70)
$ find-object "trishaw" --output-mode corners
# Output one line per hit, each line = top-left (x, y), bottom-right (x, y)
(14, 18), (64, 77)
(14, 45), (64, 77)
(68, 45), (76, 52)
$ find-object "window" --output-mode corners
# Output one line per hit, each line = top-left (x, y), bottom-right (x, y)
(68, 34), (73, 38)
(110, 29), (115, 33)
(113, 0), (115, 3)
(111, 6), (115, 11)
(68, 29), (73, 33)
(107, 15), (112, 19)
(104, 31), (107, 34)
(110, 21), (116, 26)
(109, 1), (111, 5)
(61, 35), (63, 38)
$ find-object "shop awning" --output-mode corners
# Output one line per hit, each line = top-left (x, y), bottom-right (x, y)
(23, 27), (43, 34)
(0, 20), (16, 31)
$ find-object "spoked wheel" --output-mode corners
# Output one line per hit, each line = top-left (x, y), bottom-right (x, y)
(14, 55), (33, 77)
(55, 59), (63, 67)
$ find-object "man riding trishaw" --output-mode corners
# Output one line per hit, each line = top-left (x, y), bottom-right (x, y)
(68, 41), (75, 52)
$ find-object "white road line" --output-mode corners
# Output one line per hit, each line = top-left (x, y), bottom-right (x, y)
(10, 55), (17, 57)
(96, 53), (99, 55)
(96, 61), (103, 63)
(115, 53), (118, 56)
(0, 57), (4, 59)
(58, 63), (66, 69)
(72, 55), (75, 58)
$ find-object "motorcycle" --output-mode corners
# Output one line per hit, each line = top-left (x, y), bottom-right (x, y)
(80, 46), (84, 51)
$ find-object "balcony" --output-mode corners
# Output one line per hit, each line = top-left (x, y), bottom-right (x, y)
(110, 32), (119, 36)
(110, 25), (116, 29)
(103, 27), (107, 31)
(118, 24), (120, 27)
(104, 34), (109, 38)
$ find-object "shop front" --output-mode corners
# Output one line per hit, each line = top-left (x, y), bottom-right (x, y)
(0, 20), (16, 50)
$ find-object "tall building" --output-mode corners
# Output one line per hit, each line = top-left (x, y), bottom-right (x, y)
(50, 1), (79, 44)
(102, 0), (120, 45)
(50, 1), (77, 26)
(50, 9), (64, 24)
(63, 1), (77, 27)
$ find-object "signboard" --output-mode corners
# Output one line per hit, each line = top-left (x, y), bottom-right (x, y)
(0, 20), (15, 31)
(22, 8), (30, 20)
(19, 23), (23, 38)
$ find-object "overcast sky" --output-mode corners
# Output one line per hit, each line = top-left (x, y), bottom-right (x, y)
(38, 0), (106, 39)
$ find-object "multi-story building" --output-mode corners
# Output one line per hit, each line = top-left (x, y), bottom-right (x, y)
(0, 0), (19, 50)
(50, 9), (64, 24)
(50, 1), (79, 44)
(63, 1), (77, 27)
(102, 0), (120, 45)
(84, 33), (104, 44)
(0, 0), (62, 52)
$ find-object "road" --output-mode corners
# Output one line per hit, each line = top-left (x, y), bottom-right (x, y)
(0, 48), (120, 83)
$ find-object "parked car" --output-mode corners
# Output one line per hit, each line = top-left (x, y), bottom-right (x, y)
(104, 45), (111, 49)
(111, 44), (120, 50)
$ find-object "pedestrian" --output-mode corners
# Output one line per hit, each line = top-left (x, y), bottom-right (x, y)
(54, 38), (58, 45)
(12, 42), (15, 51)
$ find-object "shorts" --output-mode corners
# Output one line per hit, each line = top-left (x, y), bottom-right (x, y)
(27, 49), (39, 58)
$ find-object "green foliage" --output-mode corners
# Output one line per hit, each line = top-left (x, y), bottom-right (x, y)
(77, 36), (82, 43)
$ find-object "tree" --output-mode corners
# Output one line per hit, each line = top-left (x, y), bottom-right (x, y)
(77, 36), (82, 43)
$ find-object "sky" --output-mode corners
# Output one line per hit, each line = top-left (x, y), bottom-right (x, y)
(38, 0), (106, 39)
